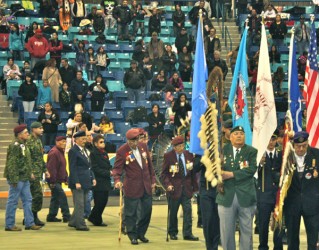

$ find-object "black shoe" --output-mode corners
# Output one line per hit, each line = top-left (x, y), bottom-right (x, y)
(47, 217), (62, 222)
(34, 218), (45, 227)
(22, 219), (25, 225)
(138, 236), (149, 243)
(131, 238), (138, 245)
(170, 234), (178, 240)
(68, 224), (76, 228)
(184, 235), (199, 241)
(63, 218), (70, 223)
(76, 227), (90, 231)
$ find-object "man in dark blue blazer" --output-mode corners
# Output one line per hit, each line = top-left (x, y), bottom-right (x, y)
(68, 131), (96, 231)
(284, 131), (319, 250)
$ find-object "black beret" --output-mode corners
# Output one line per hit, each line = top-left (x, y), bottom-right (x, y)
(230, 126), (245, 134)
(73, 131), (86, 138)
(293, 131), (309, 143)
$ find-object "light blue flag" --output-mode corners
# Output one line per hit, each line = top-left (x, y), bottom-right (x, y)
(289, 36), (302, 132)
(228, 27), (252, 145)
(189, 17), (208, 155)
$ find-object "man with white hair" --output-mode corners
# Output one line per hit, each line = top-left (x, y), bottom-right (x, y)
(207, 50), (228, 80)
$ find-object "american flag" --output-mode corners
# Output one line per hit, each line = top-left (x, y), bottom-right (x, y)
(304, 21), (319, 148)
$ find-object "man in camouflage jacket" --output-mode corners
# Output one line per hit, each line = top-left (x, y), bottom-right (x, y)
(4, 124), (42, 231)
(26, 122), (50, 226)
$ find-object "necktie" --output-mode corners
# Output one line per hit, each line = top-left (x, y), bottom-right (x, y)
(179, 154), (185, 177)
(235, 149), (240, 161)
(269, 152), (273, 166)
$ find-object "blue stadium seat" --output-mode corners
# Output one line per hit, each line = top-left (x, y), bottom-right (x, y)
(135, 122), (149, 129)
(57, 123), (67, 133)
(30, 17), (44, 24)
(117, 53), (132, 62)
(100, 71), (115, 80)
(91, 111), (106, 124)
(121, 100), (137, 117)
(24, 111), (40, 128)
(107, 80), (123, 92)
(146, 91), (163, 101)
(108, 61), (121, 70)
(183, 82), (192, 91)
(7, 80), (22, 100)
(115, 122), (132, 135)
(105, 133), (124, 143)
(59, 112), (71, 123)
(120, 44), (134, 52)
(121, 61), (131, 70)
(151, 101), (168, 113)
(114, 71), (125, 81)
(106, 110), (125, 122)
(104, 100), (116, 111)
(107, 44), (121, 52)
(113, 91), (128, 109)
(136, 100), (152, 110)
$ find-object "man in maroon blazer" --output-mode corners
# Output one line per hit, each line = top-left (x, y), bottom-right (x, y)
(113, 128), (156, 245)
(161, 136), (199, 241)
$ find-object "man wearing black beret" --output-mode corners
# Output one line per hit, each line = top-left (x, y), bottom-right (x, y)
(284, 131), (319, 250)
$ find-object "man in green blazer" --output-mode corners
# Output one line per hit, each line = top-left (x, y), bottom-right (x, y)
(216, 126), (257, 250)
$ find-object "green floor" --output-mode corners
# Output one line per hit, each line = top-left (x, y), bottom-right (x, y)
(0, 198), (308, 249)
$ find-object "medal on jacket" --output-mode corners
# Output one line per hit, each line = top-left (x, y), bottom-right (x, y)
(186, 160), (193, 170)
(141, 150), (148, 164)
(125, 151), (135, 164)
(313, 159), (318, 178)
(170, 163), (179, 177)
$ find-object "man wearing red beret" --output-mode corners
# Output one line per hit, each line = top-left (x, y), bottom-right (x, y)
(160, 135), (199, 241)
(113, 128), (156, 245)
(4, 124), (42, 231)
(46, 136), (71, 223)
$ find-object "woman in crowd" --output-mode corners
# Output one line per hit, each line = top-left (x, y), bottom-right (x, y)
(173, 93), (191, 130)
(75, 40), (86, 71)
(96, 46), (110, 74)
(38, 102), (61, 146)
(37, 79), (52, 110)
(172, 4), (185, 36)
(147, 103), (165, 146)
(178, 46), (193, 81)
(42, 58), (62, 103)
(86, 47), (97, 81)
(151, 69), (167, 91)
(99, 115), (114, 134)
(59, 82), (71, 112)
(18, 73), (38, 113)
(89, 74), (108, 112)
(88, 134), (112, 227)
(9, 23), (24, 61)
(169, 72), (184, 92)
(165, 99), (175, 125)
(25, 21), (38, 43)
(269, 44), (281, 64)
(162, 44), (177, 78)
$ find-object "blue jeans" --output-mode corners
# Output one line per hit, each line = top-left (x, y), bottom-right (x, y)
(127, 87), (144, 102)
(84, 190), (93, 218)
(5, 181), (34, 228)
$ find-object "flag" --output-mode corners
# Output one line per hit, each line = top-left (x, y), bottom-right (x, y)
(189, 15), (208, 155)
(252, 23), (277, 165)
(304, 21), (319, 148)
(228, 27), (252, 145)
(288, 32), (302, 133)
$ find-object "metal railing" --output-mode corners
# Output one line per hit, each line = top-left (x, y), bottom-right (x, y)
(224, 26), (233, 52)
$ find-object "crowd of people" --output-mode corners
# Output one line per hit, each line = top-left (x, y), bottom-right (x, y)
(2, 0), (319, 249)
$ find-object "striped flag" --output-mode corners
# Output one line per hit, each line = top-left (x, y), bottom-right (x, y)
(304, 21), (319, 148)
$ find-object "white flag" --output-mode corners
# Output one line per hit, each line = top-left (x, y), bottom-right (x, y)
(252, 23), (277, 165)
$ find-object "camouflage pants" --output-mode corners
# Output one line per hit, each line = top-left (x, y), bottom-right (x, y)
(30, 180), (43, 212)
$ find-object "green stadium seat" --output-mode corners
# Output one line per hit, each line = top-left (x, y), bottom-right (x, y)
(107, 80), (123, 91)
(17, 17), (31, 26)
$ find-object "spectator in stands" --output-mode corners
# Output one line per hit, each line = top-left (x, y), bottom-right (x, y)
(71, 0), (87, 27)
(132, 39), (146, 64)
(169, 72), (184, 92)
(269, 45), (281, 64)
(21, 61), (32, 79)
(18, 73), (38, 113)
(151, 69), (168, 91)
(25, 29), (49, 72)
(37, 79), (52, 110)
(132, 3), (145, 38)
(147, 32), (165, 71)
(162, 44), (177, 78)
(189, 0), (208, 36)
(25, 22), (38, 43)
(273, 66), (285, 96)
(70, 70), (89, 106)
(175, 28), (194, 54)
(99, 115), (114, 134)
(269, 14), (287, 47)
(226, 45), (239, 74)
(3, 58), (21, 82)
(38, 102), (60, 146)
(87, 6), (98, 22)
(172, 4), (185, 36)
(165, 99), (175, 125)
(202, 15), (214, 37)
(194, 0), (211, 18)
(75, 40), (86, 71)
(86, 47), (97, 81)
(248, 60), (258, 96)
(101, 0), (117, 30)
(39, 0), (56, 18)
(148, 8), (161, 36)
(207, 50), (228, 80)
(49, 31), (63, 68)
(59, 58), (77, 87)
(147, 103), (165, 146)
(178, 46), (193, 82)
(248, 9), (261, 49)
(96, 46), (110, 73)
(9, 23), (24, 61)
(66, 112), (82, 138)
(298, 51), (307, 80)
(294, 15), (310, 56)
(59, 82), (72, 112)
(87, 134), (112, 227)
(93, 10), (106, 35)
(263, 4), (277, 19)
(139, 53), (153, 92)
(204, 27), (221, 57)
(123, 60), (145, 102)
(42, 58), (62, 103)
(89, 74), (108, 112)
(173, 93), (191, 129)
(112, 0), (132, 41)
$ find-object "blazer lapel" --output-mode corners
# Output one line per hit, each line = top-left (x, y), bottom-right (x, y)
(76, 144), (90, 164)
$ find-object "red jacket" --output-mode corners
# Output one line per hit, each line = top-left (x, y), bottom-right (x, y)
(25, 35), (49, 58)
(161, 150), (198, 200)
(113, 142), (156, 198)
(47, 146), (68, 184)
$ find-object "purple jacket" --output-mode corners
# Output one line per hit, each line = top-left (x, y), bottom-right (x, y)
(47, 146), (68, 184)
